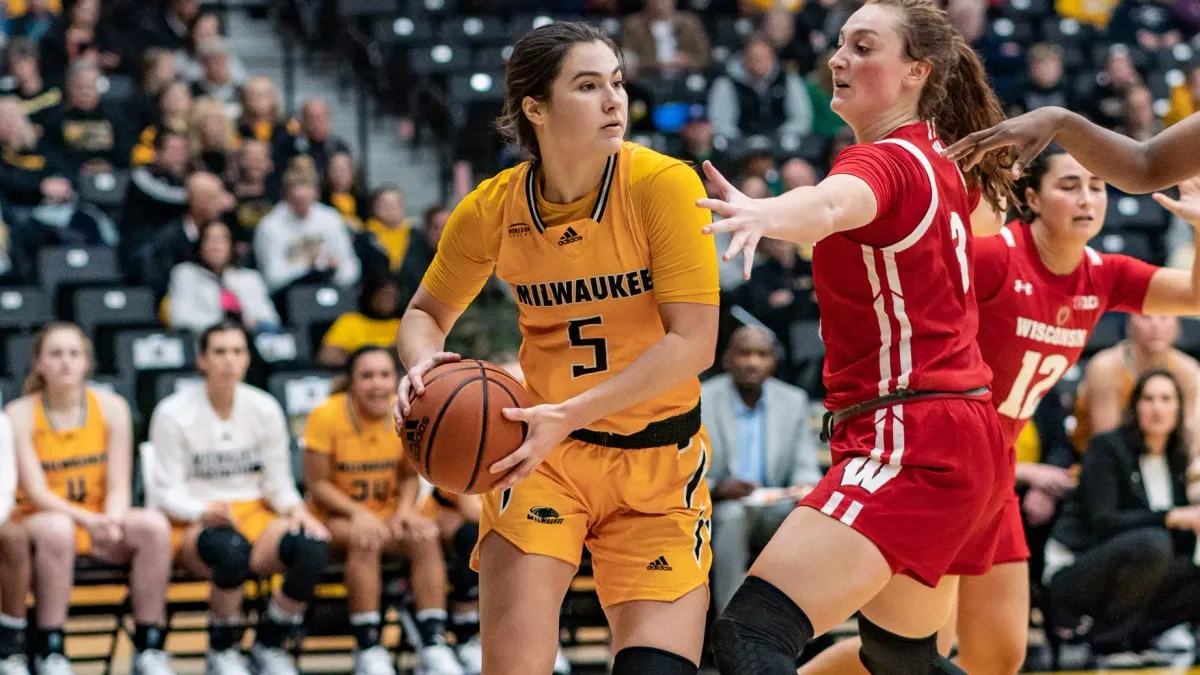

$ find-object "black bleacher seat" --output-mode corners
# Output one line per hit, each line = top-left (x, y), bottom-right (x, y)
(1177, 317), (1200, 355)
(112, 330), (194, 375)
(712, 16), (753, 50)
(1105, 193), (1168, 230)
(88, 372), (139, 420)
(38, 246), (121, 299)
(777, 132), (827, 165)
(0, 287), (53, 331)
(405, 0), (458, 17)
(508, 14), (584, 41)
(0, 377), (20, 406)
(4, 333), (35, 378)
(373, 15), (436, 45)
(77, 170), (130, 209)
(72, 287), (158, 333)
(337, 0), (401, 18)
(1039, 16), (1093, 49)
(151, 371), (204, 411)
(285, 284), (356, 346)
(268, 370), (337, 480)
(987, 17), (1035, 44)
(1005, 0), (1053, 19)
(1090, 232), (1154, 263)
(1085, 312), (1126, 354)
(253, 328), (314, 367)
(410, 42), (473, 74)
(440, 15), (509, 44)
(472, 45), (512, 69)
(450, 71), (506, 101)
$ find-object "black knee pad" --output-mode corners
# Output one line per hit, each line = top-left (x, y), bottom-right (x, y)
(277, 532), (329, 603)
(197, 526), (252, 590)
(449, 522), (479, 603)
(612, 646), (697, 675)
(711, 576), (813, 675)
(858, 616), (965, 675)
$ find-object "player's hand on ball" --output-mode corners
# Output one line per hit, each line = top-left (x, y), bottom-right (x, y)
(351, 511), (391, 552)
(391, 511), (438, 544)
(1153, 175), (1200, 227)
(696, 160), (772, 280)
(394, 351), (462, 428)
(490, 403), (575, 490)
(288, 507), (331, 541)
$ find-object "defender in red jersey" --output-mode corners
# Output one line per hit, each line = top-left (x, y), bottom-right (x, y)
(698, 1), (1021, 673)
(798, 148), (1200, 675)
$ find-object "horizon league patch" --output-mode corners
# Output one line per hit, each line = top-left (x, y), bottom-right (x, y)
(527, 506), (564, 524)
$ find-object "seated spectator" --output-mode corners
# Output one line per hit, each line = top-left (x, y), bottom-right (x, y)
(41, 0), (122, 79)
(1073, 315), (1200, 453)
(780, 157), (817, 192)
(762, 6), (816, 78)
(122, 130), (189, 245)
(316, 275), (401, 368)
(236, 76), (295, 148)
(323, 150), (366, 229)
(1, 37), (63, 132)
(254, 162), (360, 296)
(363, 187), (412, 274)
(1091, 45), (1143, 130)
(702, 325), (821, 611)
(708, 33), (815, 139)
(139, 171), (233, 295)
(1045, 369), (1200, 668)
(148, 320), (329, 675)
(0, 96), (73, 211)
(131, 48), (178, 131)
(176, 11), (246, 85)
(1021, 43), (1071, 115)
(228, 138), (277, 241)
(131, 81), (192, 167)
(187, 96), (235, 178)
(277, 99), (350, 183)
(139, 0), (199, 54)
(303, 347), (469, 675)
(1117, 84), (1164, 142)
(803, 48), (848, 140)
(167, 220), (278, 334)
(45, 60), (132, 175)
(5, 0), (61, 47)
(189, 37), (242, 117)
(675, 110), (722, 168)
(621, 0), (710, 74)
(728, 236), (817, 379)
(398, 204), (448, 298)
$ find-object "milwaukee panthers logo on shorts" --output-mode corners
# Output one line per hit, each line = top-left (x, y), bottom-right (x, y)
(527, 506), (564, 525)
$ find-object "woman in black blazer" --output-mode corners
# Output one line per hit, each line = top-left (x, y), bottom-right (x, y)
(1045, 369), (1200, 667)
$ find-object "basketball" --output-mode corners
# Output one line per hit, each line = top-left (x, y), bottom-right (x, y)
(401, 359), (531, 495)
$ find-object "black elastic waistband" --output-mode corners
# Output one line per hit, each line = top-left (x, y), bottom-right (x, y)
(821, 387), (990, 443)
(568, 403), (701, 449)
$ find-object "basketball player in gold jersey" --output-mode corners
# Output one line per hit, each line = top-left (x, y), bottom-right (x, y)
(0, 411), (31, 675)
(394, 21), (719, 675)
(304, 346), (466, 675)
(5, 323), (175, 675)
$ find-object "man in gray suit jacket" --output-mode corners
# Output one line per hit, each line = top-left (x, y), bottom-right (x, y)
(702, 326), (822, 611)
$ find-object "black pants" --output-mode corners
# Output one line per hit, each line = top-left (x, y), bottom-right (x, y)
(1047, 527), (1200, 653)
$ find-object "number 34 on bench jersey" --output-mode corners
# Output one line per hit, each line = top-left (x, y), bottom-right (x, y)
(420, 141), (720, 437)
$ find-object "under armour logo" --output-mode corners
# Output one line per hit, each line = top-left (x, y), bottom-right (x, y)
(1014, 280), (1033, 295)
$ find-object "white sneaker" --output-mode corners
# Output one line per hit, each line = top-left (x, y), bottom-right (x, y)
(456, 635), (482, 675)
(1095, 651), (1145, 669)
(553, 646), (571, 674)
(1154, 624), (1197, 653)
(417, 643), (464, 675)
(33, 654), (72, 675)
(205, 649), (250, 675)
(0, 655), (28, 675)
(249, 645), (297, 675)
(353, 645), (395, 675)
(133, 649), (176, 675)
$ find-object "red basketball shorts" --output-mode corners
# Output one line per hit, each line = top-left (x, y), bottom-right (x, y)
(950, 487), (1031, 576)
(800, 397), (1012, 587)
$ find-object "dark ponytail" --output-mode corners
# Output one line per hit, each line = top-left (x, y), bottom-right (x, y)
(870, 0), (1017, 211)
(1014, 143), (1067, 222)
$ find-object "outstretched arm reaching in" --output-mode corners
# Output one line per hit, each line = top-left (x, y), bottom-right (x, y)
(943, 107), (1200, 194)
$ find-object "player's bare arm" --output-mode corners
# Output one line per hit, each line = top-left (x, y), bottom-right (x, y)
(969, 198), (1004, 237)
(394, 287), (466, 423)
(698, 161), (879, 278)
(944, 106), (1200, 193)
(1083, 350), (1127, 436)
(97, 390), (133, 524)
(1143, 176), (1200, 315)
(488, 301), (718, 490)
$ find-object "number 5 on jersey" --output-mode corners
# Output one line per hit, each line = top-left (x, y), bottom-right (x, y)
(568, 316), (609, 378)
(997, 350), (1069, 420)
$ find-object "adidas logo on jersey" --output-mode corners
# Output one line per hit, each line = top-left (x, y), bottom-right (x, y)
(558, 227), (583, 246)
(646, 556), (673, 571)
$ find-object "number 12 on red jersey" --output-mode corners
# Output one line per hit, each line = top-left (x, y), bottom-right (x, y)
(996, 350), (1070, 420)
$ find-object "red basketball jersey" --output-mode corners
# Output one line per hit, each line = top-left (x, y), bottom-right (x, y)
(975, 221), (1158, 448)
(816, 121), (991, 409)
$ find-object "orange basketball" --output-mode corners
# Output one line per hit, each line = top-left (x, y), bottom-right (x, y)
(401, 359), (531, 495)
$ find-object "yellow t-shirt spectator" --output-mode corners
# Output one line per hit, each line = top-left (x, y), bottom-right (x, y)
(321, 313), (401, 355)
(366, 218), (412, 271)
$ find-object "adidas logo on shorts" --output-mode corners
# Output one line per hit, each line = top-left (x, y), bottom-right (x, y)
(558, 227), (583, 246)
(646, 556), (673, 571)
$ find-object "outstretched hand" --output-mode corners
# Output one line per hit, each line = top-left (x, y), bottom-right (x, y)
(1153, 175), (1200, 227)
(696, 160), (771, 280)
(941, 107), (1067, 178)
